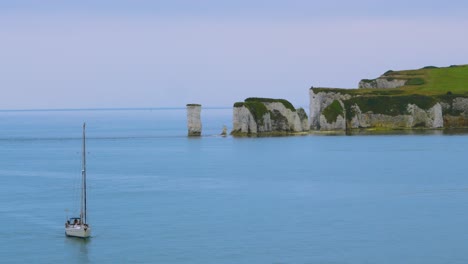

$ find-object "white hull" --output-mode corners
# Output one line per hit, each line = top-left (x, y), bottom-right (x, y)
(65, 225), (91, 238)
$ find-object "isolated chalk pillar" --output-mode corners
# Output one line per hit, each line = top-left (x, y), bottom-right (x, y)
(186, 104), (202, 136)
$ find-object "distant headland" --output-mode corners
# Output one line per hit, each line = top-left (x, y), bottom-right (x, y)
(228, 64), (468, 136)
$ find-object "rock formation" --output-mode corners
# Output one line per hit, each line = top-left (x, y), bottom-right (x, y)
(309, 88), (467, 131)
(296, 108), (309, 131)
(348, 103), (443, 129)
(310, 65), (468, 131)
(440, 97), (468, 127)
(309, 89), (351, 130)
(359, 78), (407, 89)
(186, 104), (202, 136)
(232, 98), (308, 136)
(221, 125), (228, 136)
(235, 65), (468, 134)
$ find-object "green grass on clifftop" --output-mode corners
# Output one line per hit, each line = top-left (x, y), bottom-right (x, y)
(378, 65), (468, 95)
(312, 64), (468, 96)
(245, 97), (296, 111)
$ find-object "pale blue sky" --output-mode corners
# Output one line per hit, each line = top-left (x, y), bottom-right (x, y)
(1, 1), (468, 109)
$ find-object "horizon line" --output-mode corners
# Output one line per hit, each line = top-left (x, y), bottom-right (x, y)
(0, 106), (232, 112)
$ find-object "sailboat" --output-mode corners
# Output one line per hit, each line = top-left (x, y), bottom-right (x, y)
(65, 123), (91, 238)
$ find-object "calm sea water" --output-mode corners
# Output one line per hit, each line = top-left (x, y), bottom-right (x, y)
(1, 108), (468, 264)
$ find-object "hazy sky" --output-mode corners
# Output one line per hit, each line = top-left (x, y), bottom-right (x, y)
(2, 0), (468, 109)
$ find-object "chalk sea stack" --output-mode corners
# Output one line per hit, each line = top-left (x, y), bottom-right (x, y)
(186, 104), (202, 136)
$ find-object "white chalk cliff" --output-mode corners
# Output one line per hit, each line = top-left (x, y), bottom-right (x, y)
(359, 78), (407, 89)
(309, 88), (351, 130)
(309, 87), (468, 131)
(348, 103), (443, 129)
(232, 99), (308, 135)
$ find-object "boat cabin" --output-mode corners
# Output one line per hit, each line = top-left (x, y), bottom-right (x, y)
(66, 217), (82, 226)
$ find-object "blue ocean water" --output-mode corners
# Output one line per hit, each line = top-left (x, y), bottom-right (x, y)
(1, 108), (468, 264)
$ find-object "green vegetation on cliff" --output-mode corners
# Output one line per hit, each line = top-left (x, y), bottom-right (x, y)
(313, 64), (468, 96)
(233, 97), (306, 136)
(344, 95), (438, 121)
(297, 107), (308, 121)
(322, 100), (344, 123)
(435, 94), (467, 116)
(245, 97), (296, 111)
(234, 97), (298, 126)
(310, 65), (468, 131)
(234, 101), (268, 125)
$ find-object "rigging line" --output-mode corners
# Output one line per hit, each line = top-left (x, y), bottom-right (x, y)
(70, 149), (82, 217)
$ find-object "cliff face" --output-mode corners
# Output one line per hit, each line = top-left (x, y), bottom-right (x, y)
(348, 103), (443, 129)
(309, 89), (351, 130)
(232, 98), (308, 135)
(441, 97), (468, 127)
(296, 108), (309, 131)
(309, 88), (467, 131)
(232, 105), (263, 134)
(359, 78), (407, 89)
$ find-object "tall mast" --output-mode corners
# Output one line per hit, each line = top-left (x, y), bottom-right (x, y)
(81, 123), (87, 224)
